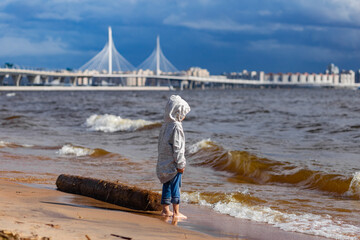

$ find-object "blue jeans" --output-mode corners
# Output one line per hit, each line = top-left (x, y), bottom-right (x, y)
(161, 173), (182, 205)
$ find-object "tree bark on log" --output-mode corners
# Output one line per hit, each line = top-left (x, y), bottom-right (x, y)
(56, 174), (162, 211)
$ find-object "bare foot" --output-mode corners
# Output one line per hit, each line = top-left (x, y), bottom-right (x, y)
(161, 210), (173, 217)
(173, 212), (187, 220)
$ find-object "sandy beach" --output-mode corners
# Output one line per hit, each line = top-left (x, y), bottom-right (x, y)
(0, 179), (332, 240)
(0, 180), (224, 240)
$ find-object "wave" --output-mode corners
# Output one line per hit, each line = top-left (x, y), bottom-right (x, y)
(0, 140), (9, 147)
(56, 144), (110, 157)
(3, 115), (22, 121)
(85, 114), (160, 133)
(188, 139), (360, 199)
(6, 93), (16, 97)
(0, 140), (34, 148)
(188, 138), (213, 154)
(1, 115), (36, 129)
(182, 191), (360, 240)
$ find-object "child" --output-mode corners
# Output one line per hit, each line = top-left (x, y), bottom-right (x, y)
(157, 95), (191, 219)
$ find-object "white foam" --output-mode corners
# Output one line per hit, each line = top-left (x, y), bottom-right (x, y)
(22, 144), (34, 148)
(6, 93), (16, 97)
(188, 139), (213, 154)
(182, 191), (360, 240)
(0, 141), (10, 147)
(85, 114), (155, 133)
(0, 140), (32, 148)
(57, 144), (94, 157)
(346, 171), (360, 198)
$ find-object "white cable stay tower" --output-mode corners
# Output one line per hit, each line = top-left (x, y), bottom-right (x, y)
(137, 36), (178, 75)
(79, 26), (135, 74)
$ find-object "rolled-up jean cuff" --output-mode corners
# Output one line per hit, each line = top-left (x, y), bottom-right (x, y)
(161, 198), (171, 205)
(171, 197), (180, 204)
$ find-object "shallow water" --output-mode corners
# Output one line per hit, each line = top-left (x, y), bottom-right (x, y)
(0, 89), (360, 239)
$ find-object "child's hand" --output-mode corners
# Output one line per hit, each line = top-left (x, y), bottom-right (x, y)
(177, 168), (185, 173)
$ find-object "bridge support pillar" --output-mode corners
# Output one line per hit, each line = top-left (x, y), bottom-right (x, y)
(33, 75), (41, 85)
(167, 79), (173, 89)
(136, 76), (145, 86)
(70, 77), (77, 86)
(0, 75), (5, 85)
(51, 77), (59, 85)
(26, 75), (36, 85)
(119, 77), (125, 86)
(180, 81), (187, 91)
(83, 77), (89, 85)
(188, 80), (194, 89)
(201, 83), (205, 90)
(11, 74), (22, 86)
(41, 76), (49, 85)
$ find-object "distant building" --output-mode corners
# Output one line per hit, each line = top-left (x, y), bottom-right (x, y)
(260, 64), (355, 86)
(290, 73), (299, 83)
(220, 63), (357, 87)
(224, 70), (264, 81)
(186, 67), (210, 77)
(259, 71), (265, 82)
(124, 69), (154, 86)
(300, 73), (308, 83)
(326, 63), (339, 74)
(355, 70), (360, 83)
(339, 70), (355, 85)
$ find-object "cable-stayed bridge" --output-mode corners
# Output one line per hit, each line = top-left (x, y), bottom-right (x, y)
(0, 27), (358, 89)
(0, 26), (265, 89)
(80, 27), (179, 75)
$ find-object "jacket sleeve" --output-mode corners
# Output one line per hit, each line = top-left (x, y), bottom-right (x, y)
(172, 125), (186, 169)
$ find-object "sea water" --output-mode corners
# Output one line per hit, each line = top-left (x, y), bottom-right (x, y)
(0, 89), (360, 239)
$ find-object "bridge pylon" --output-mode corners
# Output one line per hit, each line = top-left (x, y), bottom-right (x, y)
(79, 26), (134, 74)
(137, 35), (178, 75)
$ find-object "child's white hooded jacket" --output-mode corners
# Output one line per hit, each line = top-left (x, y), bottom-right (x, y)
(156, 95), (191, 184)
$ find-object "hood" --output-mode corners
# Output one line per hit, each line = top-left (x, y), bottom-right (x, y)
(164, 95), (191, 122)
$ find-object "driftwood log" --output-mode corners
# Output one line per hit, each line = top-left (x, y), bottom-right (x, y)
(56, 174), (161, 211)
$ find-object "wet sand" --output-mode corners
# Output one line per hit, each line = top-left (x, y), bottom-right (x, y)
(0, 180), (225, 240)
(0, 179), (330, 240)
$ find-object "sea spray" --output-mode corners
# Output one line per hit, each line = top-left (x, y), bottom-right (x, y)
(56, 144), (111, 157)
(188, 138), (213, 154)
(57, 144), (95, 157)
(346, 172), (360, 198)
(85, 114), (157, 132)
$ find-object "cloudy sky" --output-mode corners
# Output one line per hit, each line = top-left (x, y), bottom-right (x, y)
(0, 0), (359, 73)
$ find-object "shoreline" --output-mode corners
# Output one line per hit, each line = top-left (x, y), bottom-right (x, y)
(0, 180), (224, 240)
(0, 86), (171, 91)
(0, 180), (330, 240)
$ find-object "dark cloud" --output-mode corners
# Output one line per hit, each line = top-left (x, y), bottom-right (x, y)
(0, 0), (359, 73)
